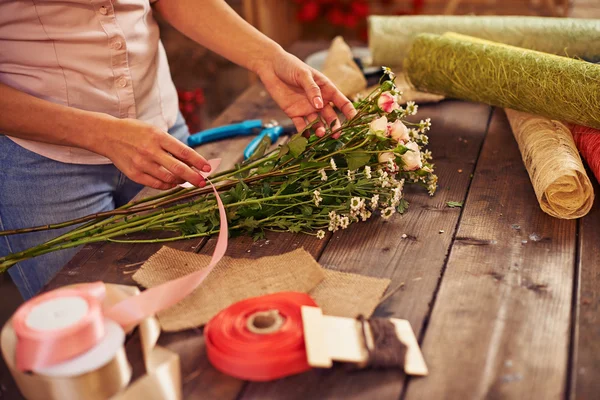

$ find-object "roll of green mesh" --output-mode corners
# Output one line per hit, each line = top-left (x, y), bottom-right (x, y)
(369, 16), (600, 68)
(404, 33), (600, 130)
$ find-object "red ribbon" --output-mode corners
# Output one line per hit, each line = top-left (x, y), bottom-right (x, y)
(204, 292), (317, 381)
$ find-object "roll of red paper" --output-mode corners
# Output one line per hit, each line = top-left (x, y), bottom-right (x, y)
(571, 125), (600, 184)
(204, 292), (317, 381)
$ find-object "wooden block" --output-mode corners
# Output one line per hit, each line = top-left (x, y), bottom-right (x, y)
(302, 306), (428, 376)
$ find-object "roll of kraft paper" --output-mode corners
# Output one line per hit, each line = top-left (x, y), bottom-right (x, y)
(404, 33), (600, 130)
(505, 109), (593, 219)
(369, 16), (600, 68)
(571, 125), (600, 185)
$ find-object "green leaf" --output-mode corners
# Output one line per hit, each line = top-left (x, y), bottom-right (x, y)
(300, 205), (313, 217)
(345, 151), (371, 171)
(446, 201), (463, 208)
(247, 135), (271, 162)
(252, 230), (266, 241)
(397, 198), (409, 214)
(278, 144), (290, 158)
(288, 134), (308, 157)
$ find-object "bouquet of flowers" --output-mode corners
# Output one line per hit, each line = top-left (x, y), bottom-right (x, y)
(0, 70), (437, 272)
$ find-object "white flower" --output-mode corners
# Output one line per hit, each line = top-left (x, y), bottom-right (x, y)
(406, 101), (418, 115)
(422, 149), (433, 161)
(381, 206), (396, 220)
(316, 230), (325, 239)
(328, 211), (339, 231)
(419, 118), (431, 132)
(364, 165), (372, 179)
(319, 168), (327, 181)
(378, 152), (395, 165)
(370, 194), (379, 209)
(350, 197), (365, 212)
(387, 159), (398, 173)
(347, 169), (356, 182)
(339, 216), (350, 229)
(369, 115), (388, 137)
(360, 209), (372, 221)
(330, 158), (337, 171)
(313, 190), (323, 206)
(401, 141), (423, 171)
(377, 91), (400, 113)
(389, 120), (410, 144)
(382, 66), (396, 80)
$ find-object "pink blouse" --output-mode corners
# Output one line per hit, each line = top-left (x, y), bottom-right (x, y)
(0, 0), (179, 164)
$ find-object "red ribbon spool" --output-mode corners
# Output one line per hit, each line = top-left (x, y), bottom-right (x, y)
(204, 292), (317, 381)
(572, 125), (600, 184)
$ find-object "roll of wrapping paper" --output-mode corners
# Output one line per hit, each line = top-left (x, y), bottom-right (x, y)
(368, 16), (600, 68)
(571, 125), (600, 185)
(504, 109), (593, 219)
(204, 292), (317, 382)
(404, 33), (600, 130)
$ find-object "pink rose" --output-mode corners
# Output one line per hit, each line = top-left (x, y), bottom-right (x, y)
(377, 91), (399, 113)
(401, 141), (423, 171)
(369, 115), (388, 137)
(389, 120), (410, 143)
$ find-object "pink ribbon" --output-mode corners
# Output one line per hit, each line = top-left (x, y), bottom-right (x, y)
(12, 159), (228, 371)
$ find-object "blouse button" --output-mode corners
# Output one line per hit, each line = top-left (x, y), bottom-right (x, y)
(116, 77), (127, 88)
(99, 6), (108, 15)
(111, 40), (123, 50)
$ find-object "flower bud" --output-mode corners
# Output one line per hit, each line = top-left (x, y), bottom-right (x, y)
(377, 91), (400, 113)
(378, 151), (395, 164)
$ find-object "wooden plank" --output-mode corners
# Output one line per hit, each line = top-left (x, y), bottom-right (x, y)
(240, 100), (493, 399)
(404, 109), (576, 399)
(571, 178), (600, 400)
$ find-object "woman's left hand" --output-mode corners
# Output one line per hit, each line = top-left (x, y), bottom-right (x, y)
(253, 49), (357, 138)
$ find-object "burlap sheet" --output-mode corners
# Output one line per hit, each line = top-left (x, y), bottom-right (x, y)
(133, 247), (390, 331)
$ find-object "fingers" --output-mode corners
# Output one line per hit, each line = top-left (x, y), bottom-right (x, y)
(161, 136), (211, 173)
(298, 70), (323, 110)
(314, 72), (357, 120)
(321, 104), (342, 138)
(136, 173), (178, 191)
(155, 152), (207, 188)
(292, 116), (307, 134)
(308, 113), (325, 137)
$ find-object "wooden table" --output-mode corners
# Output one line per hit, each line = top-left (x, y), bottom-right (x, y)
(3, 42), (599, 400)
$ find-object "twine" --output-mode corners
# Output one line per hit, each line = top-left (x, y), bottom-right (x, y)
(357, 315), (407, 369)
(369, 15), (600, 68)
(404, 33), (600, 130)
(505, 109), (593, 219)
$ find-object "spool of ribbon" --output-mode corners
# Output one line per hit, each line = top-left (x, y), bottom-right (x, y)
(2, 158), (228, 399)
(205, 292), (429, 381)
(571, 125), (600, 185)
(204, 292), (317, 381)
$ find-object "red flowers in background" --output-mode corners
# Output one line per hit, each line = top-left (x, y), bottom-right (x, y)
(295, 0), (370, 28)
(294, 1), (424, 39)
(178, 88), (205, 133)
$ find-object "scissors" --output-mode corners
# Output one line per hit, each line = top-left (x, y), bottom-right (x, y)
(187, 119), (296, 160)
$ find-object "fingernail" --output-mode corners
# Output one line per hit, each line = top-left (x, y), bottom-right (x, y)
(202, 164), (212, 172)
(316, 127), (325, 137)
(313, 97), (324, 109)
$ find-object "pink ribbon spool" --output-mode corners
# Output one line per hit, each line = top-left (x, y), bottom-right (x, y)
(12, 282), (106, 372)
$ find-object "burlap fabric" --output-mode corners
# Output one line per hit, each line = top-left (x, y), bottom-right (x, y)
(133, 247), (390, 331)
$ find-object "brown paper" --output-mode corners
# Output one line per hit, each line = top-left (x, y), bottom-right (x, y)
(310, 269), (389, 319)
(322, 36), (368, 97)
(133, 247), (391, 332)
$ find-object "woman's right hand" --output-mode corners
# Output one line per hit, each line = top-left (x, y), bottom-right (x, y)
(96, 118), (211, 190)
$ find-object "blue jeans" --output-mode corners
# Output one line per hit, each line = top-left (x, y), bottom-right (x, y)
(0, 113), (189, 299)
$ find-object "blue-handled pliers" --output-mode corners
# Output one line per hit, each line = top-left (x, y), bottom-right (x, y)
(187, 119), (295, 160)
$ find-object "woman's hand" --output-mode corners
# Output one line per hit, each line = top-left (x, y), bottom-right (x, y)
(96, 118), (211, 190)
(253, 49), (357, 139)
